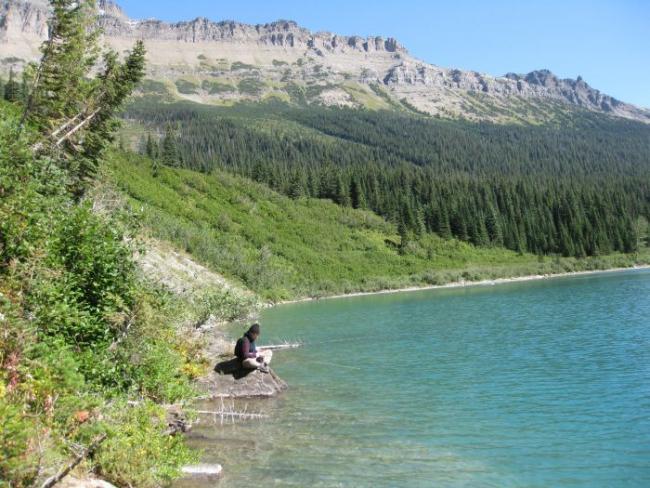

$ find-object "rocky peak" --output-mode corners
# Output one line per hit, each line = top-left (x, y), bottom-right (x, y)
(98, 0), (127, 20)
(505, 69), (624, 112)
(0, 0), (647, 123)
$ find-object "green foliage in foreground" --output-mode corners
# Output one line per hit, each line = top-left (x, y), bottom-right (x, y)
(107, 151), (650, 302)
(0, 102), (201, 486)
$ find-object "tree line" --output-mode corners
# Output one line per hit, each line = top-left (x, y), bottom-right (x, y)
(127, 98), (650, 258)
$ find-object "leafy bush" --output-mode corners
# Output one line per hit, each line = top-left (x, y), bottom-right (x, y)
(194, 286), (258, 324)
(139, 79), (169, 95)
(0, 399), (38, 487)
(0, 98), (209, 485)
(238, 78), (265, 96)
(175, 79), (199, 95)
(94, 401), (197, 488)
(201, 79), (236, 94)
(230, 61), (256, 71)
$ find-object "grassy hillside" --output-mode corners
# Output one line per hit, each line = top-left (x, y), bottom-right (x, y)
(125, 100), (650, 259)
(107, 151), (648, 301)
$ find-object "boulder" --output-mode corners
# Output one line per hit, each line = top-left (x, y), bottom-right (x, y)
(197, 357), (287, 398)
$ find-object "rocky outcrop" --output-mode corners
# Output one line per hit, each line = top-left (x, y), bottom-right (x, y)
(1, 0), (648, 123)
(199, 358), (287, 398)
(504, 69), (624, 112)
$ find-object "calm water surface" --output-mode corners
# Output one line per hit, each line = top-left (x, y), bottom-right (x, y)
(185, 270), (650, 487)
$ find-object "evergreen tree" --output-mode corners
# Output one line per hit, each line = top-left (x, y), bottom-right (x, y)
(398, 220), (410, 255)
(334, 175), (351, 206)
(350, 178), (366, 209)
(160, 125), (178, 166)
(27, 0), (99, 130)
(145, 133), (157, 158)
(288, 171), (305, 199)
(4, 68), (21, 102)
(25, 1), (146, 190)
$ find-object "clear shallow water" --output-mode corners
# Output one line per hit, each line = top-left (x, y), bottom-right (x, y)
(187, 270), (650, 487)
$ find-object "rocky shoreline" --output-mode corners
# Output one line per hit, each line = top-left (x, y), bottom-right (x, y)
(275, 265), (650, 307)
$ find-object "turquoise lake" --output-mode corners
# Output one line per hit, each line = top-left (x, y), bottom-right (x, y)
(189, 269), (650, 487)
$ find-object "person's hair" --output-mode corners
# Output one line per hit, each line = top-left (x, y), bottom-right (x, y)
(248, 323), (261, 335)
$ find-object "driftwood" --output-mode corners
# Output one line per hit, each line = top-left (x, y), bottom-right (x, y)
(197, 397), (268, 426)
(181, 464), (223, 479)
(40, 434), (107, 488)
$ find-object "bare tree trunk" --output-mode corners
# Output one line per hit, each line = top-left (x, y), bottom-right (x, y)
(50, 113), (84, 139)
(55, 107), (102, 147)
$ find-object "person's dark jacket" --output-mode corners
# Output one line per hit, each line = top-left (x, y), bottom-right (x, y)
(234, 332), (257, 361)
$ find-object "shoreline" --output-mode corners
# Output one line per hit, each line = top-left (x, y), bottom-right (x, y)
(275, 264), (650, 307)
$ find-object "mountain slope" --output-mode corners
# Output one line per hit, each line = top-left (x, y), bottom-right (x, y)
(1, 0), (648, 123)
(107, 150), (649, 301)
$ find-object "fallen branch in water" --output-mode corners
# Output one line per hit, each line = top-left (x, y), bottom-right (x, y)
(41, 434), (107, 488)
(195, 410), (268, 419)
(197, 398), (268, 426)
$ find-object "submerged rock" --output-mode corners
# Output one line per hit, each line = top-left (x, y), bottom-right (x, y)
(198, 357), (287, 398)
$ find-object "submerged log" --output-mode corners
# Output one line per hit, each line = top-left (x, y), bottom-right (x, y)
(181, 464), (223, 480)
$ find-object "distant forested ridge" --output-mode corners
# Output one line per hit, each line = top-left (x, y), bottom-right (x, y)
(126, 100), (650, 258)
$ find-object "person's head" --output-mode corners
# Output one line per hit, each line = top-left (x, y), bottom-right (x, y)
(247, 323), (261, 341)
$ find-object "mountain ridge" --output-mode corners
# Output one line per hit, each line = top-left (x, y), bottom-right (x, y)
(1, 0), (648, 123)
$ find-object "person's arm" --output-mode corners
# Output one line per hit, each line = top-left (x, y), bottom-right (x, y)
(242, 338), (256, 359)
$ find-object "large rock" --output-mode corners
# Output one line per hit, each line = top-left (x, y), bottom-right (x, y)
(198, 357), (287, 398)
(59, 478), (118, 488)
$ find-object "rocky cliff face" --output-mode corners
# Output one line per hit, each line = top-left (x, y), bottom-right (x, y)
(1, 0), (648, 123)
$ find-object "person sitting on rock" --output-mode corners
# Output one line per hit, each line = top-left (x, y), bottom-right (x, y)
(235, 323), (272, 373)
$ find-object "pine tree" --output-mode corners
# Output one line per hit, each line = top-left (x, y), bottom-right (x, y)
(25, 1), (146, 190)
(145, 133), (157, 158)
(485, 206), (503, 246)
(288, 172), (305, 199)
(398, 219), (410, 255)
(334, 175), (351, 206)
(350, 178), (366, 209)
(28, 0), (99, 130)
(4, 68), (21, 102)
(438, 206), (452, 239)
(161, 125), (178, 166)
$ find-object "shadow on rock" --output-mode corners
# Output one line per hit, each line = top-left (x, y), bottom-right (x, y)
(197, 356), (287, 398)
(214, 358), (254, 379)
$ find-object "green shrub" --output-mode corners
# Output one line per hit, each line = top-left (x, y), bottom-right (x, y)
(194, 286), (257, 324)
(175, 79), (199, 95)
(94, 401), (197, 488)
(201, 80), (236, 94)
(50, 204), (135, 316)
(238, 78), (265, 96)
(0, 399), (38, 488)
(230, 61), (256, 71)
(139, 79), (169, 95)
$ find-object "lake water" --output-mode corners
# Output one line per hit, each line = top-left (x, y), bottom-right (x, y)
(187, 270), (650, 487)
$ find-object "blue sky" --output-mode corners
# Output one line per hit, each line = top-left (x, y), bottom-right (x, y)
(117, 0), (650, 108)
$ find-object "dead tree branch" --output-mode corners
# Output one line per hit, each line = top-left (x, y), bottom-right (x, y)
(40, 434), (107, 488)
